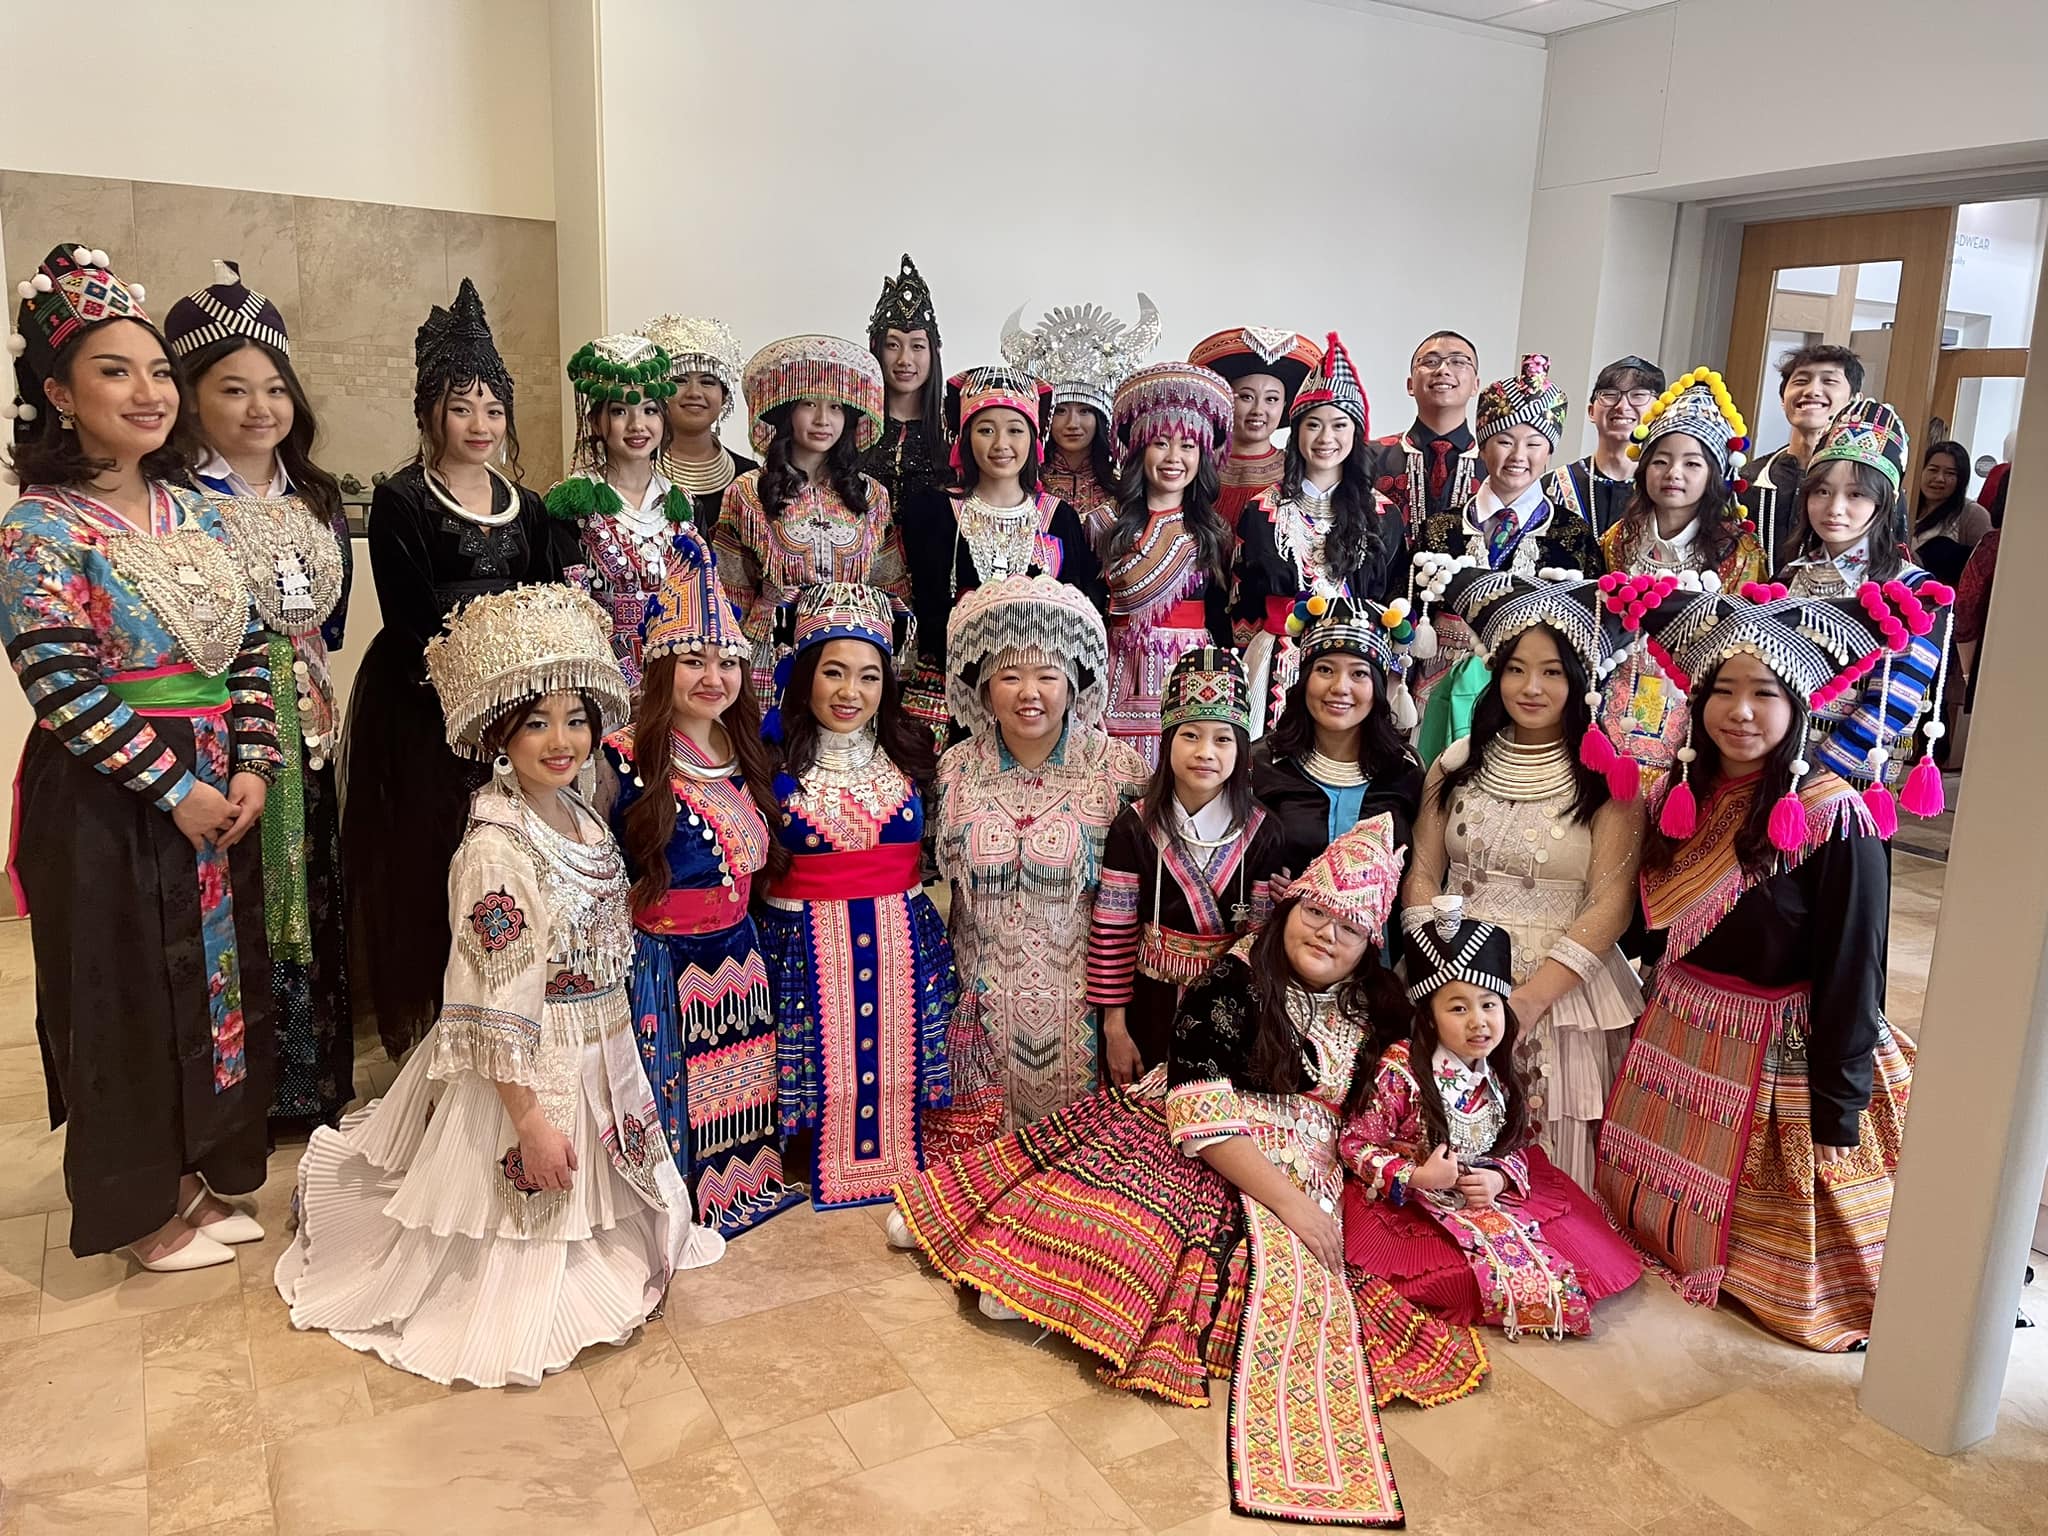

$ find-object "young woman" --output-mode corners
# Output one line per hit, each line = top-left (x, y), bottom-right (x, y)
(862, 253), (947, 519)
(166, 259), (354, 1131)
(902, 365), (1105, 739)
(1186, 326), (1322, 539)
(916, 575), (1146, 1158)
(712, 334), (909, 711)
(1000, 294), (1161, 549)
(2, 244), (280, 1270)
(755, 584), (955, 1208)
(1232, 332), (1405, 729)
(1341, 900), (1642, 1337)
(1599, 582), (1937, 1350)
(894, 818), (1487, 1525)
(1909, 438), (1992, 587)
(544, 332), (691, 690)
(1401, 575), (1645, 1190)
(1097, 361), (1237, 766)
(340, 278), (564, 1059)
(605, 532), (803, 1236)
(637, 313), (757, 530)
(1596, 368), (1768, 775)
(278, 585), (722, 1386)
(1779, 399), (1951, 824)
(1089, 648), (1287, 1081)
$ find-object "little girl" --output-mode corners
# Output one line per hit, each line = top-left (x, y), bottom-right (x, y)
(1087, 646), (1287, 1081)
(1340, 897), (1641, 1337)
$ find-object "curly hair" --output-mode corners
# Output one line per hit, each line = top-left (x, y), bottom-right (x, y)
(758, 401), (872, 520)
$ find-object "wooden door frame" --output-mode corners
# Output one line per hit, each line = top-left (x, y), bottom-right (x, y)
(1932, 346), (2030, 443)
(1725, 206), (1959, 447)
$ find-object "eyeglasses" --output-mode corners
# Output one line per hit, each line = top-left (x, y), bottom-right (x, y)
(1592, 388), (1657, 409)
(1298, 901), (1373, 946)
(1416, 353), (1477, 376)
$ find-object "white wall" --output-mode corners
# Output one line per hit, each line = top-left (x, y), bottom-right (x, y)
(588, 0), (1548, 437)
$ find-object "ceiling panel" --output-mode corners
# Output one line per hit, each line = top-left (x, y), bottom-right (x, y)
(1372, 0), (1648, 35)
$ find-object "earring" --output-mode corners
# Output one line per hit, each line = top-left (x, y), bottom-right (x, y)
(57, 407), (74, 431)
(493, 752), (516, 795)
(576, 755), (597, 802)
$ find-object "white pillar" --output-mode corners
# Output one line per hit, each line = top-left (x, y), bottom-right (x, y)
(1859, 255), (2048, 1452)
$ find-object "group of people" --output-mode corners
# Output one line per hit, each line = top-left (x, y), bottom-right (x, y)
(2, 238), (1969, 1526)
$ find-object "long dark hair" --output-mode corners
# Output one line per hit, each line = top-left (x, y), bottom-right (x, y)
(1276, 427), (1385, 584)
(414, 377), (524, 481)
(1402, 993), (1531, 1156)
(1433, 624), (1608, 825)
(779, 640), (937, 785)
(1643, 659), (1811, 879)
(1050, 402), (1118, 498)
(1266, 652), (1414, 782)
(178, 334), (345, 534)
(625, 653), (790, 911)
(1138, 721), (1255, 857)
(1102, 443), (1229, 587)
(953, 410), (1041, 497)
(1790, 459), (1907, 581)
(6, 316), (199, 488)
(1913, 440), (1971, 536)
(1245, 896), (1411, 1097)
(758, 401), (872, 520)
(1610, 436), (1743, 573)
(870, 325), (947, 452)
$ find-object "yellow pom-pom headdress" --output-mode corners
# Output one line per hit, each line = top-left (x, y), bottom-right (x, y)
(1626, 366), (1751, 494)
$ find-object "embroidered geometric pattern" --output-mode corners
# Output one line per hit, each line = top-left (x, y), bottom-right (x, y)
(468, 888), (526, 950)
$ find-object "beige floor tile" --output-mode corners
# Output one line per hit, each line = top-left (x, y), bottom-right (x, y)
(731, 1410), (861, 1503)
(358, 1353), (451, 1414)
(166, 1518), (277, 1536)
(269, 1369), (645, 1534)
(0, 1120), (67, 1221)
(38, 1245), (240, 1335)
(0, 1473), (149, 1536)
(0, 1316), (146, 1494)
(1153, 1512), (1281, 1535)
(766, 1413), (1142, 1535)
(581, 1328), (698, 1412)
(1097, 1436), (1231, 1529)
(839, 1273), (958, 1335)
(1637, 1383), (1927, 1535)
(673, 1292), (909, 1440)
(44, 1207), (67, 1248)
(877, 1307), (1103, 1438)
(143, 1343), (261, 1471)
(828, 1385), (956, 1469)
(0, 1089), (43, 1124)
(255, 1363), (373, 1444)
(1837, 1413), (2048, 1535)
(148, 1445), (269, 1535)
(0, 1209), (46, 1341)
(242, 1287), (362, 1388)
(662, 1208), (906, 1333)
(1385, 1353), (1617, 1484)
(142, 1294), (250, 1361)
(1048, 1389), (1178, 1466)
(631, 1438), (764, 1535)
(1860, 1493), (2002, 1534)
(1151, 1399), (1228, 1475)
(604, 1383), (724, 1471)
(672, 1514), (780, 1536)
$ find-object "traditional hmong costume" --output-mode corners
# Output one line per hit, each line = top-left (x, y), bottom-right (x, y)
(862, 254), (947, 520)
(713, 334), (908, 712)
(1539, 354), (1665, 539)
(1188, 326), (1322, 540)
(1088, 650), (1285, 1069)
(166, 260), (355, 1129)
(637, 314), (759, 529)
(342, 278), (565, 1057)
(756, 585), (955, 1207)
(279, 585), (721, 1386)
(1100, 362), (1236, 765)
(1597, 582), (1935, 1350)
(606, 535), (802, 1235)
(2, 247), (283, 1256)
(1341, 908), (1640, 1337)
(1738, 442), (1809, 571)
(897, 819), (1491, 1526)
(1371, 413), (1480, 539)
(923, 577), (1146, 1155)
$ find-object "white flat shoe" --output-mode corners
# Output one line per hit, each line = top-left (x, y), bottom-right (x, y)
(129, 1232), (235, 1272)
(978, 1290), (1022, 1323)
(182, 1189), (265, 1246)
(885, 1209), (919, 1251)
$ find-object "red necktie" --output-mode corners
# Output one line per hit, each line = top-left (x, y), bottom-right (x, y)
(1427, 441), (1453, 507)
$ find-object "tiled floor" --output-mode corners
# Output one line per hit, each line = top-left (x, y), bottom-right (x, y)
(2, 855), (2045, 1535)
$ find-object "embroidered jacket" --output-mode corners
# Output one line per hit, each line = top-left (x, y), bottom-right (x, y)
(1784, 556), (1946, 790)
(1338, 1040), (1530, 1206)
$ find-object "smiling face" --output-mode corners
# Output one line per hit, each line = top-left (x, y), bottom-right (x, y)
(1284, 897), (1372, 989)
(672, 650), (744, 725)
(1588, 379), (1655, 449)
(1919, 451), (1962, 507)
(502, 691), (593, 797)
(1643, 434), (1713, 515)
(1304, 653), (1377, 739)
(1701, 652), (1794, 771)
(1296, 405), (1355, 478)
(1408, 336), (1480, 415)
(1142, 429), (1202, 498)
(1802, 459), (1881, 554)
(600, 398), (664, 467)
(46, 318), (178, 464)
(788, 399), (847, 455)
(1781, 361), (1854, 434)
(192, 341), (291, 464)
(968, 406), (1033, 484)
(667, 370), (727, 437)
(1432, 979), (1506, 1064)
(1230, 374), (1286, 449)
(1050, 401), (1098, 456)
(1496, 626), (1570, 737)
(1480, 423), (1552, 498)
(809, 638), (886, 734)
(986, 659), (1069, 750)
(434, 382), (507, 468)
(880, 329), (931, 397)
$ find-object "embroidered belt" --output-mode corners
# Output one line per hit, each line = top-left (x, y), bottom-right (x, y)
(108, 664), (231, 716)
(767, 842), (920, 902)
(1160, 599), (1208, 630)
(636, 878), (753, 934)
(1137, 923), (1233, 987)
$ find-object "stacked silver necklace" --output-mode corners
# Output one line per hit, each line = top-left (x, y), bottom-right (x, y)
(954, 494), (1038, 595)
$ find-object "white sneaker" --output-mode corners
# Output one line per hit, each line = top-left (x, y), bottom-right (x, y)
(978, 1290), (1022, 1323)
(129, 1231), (236, 1272)
(884, 1209), (919, 1251)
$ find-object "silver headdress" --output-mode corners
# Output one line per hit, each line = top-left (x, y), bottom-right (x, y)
(425, 584), (631, 758)
(1000, 294), (1162, 420)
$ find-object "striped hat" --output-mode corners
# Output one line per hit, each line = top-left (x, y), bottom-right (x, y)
(1289, 330), (1367, 433)
(1160, 645), (1250, 735)
(1808, 396), (1911, 491)
(164, 259), (289, 360)
(1405, 897), (1516, 1001)
(743, 334), (885, 458)
(1111, 361), (1233, 454)
(1474, 353), (1568, 448)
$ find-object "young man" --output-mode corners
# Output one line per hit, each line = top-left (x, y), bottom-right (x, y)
(1186, 326), (1322, 538)
(1369, 330), (1483, 535)
(1543, 354), (1666, 537)
(1740, 343), (1863, 569)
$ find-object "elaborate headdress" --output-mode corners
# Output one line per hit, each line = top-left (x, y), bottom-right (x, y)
(641, 526), (747, 662)
(945, 364), (1047, 451)
(1160, 645), (1251, 736)
(1285, 589), (1400, 672)
(945, 574), (1110, 737)
(566, 333), (676, 407)
(8, 243), (149, 438)
(789, 581), (902, 660)
(1474, 353), (1568, 449)
(1627, 366), (1751, 494)
(414, 277), (514, 423)
(1000, 294), (1162, 420)
(1187, 327), (1323, 414)
(425, 584), (630, 758)
(869, 253), (940, 344)
(1808, 396), (1911, 491)
(163, 259), (289, 360)
(1289, 330), (1367, 433)
(1404, 896), (1516, 1002)
(742, 334), (884, 459)
(1111, 361), (1234, 454)
(637, 313), (744, 419)
(1284, 813), (1402, 943)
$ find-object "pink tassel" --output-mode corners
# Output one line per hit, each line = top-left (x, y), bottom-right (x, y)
(1579, 722), (1617, 773)
(1659, 778), (1698, 839)
(1606, 755), (1642, 803)
(1901, 755), (1946, 818)
(1768, 792), (1807, 853)
(1862, 782), (1899, 839)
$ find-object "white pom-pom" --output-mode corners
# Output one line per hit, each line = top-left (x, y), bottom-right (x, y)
(32, 274), (52, 293)
(1584, 690), (1603, 710)
(1387, 596), (1411, 619)
(70, 246), (91, 266)
(129, 282), (144, 302)
(1791, 757), (1810, 777)
(1866, 743), (1889, 765)
(88, 249), (108, 269)
(1924, 722), (1946, 740)
(15, 401), (35, 422)
(14, 281), (32, 300)
(1728, 451), (1747, 469)
(1388, 679), (1419, 733)
(1676, 746), (1697, 764)
(5, 332), (23, 356)
(1701, 571), (1721, 592)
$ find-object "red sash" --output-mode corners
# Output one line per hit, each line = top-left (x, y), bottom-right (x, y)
(635, 878), (753, 934)
(767, 842), (920, 902)
(1162, 599), (1209, 630)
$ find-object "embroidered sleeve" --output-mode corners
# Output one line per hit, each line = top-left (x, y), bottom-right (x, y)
(1243, 817), (1285, 930)
(1338, 1051), (1419, 1204)
(1557, 793), (1644, 967)
(1165, 965), (1257, 1153)
(1814, 619), (1946, 790)
(864, 480), (912, 606)
(0, 505), (196, 810)
(1476, 1147), (1531, 1198)
(1085, 806), (1145, 1007)
(226, 599), (283, 776)
(429, 831), (552, 1088)
(711, 475), (769, 640)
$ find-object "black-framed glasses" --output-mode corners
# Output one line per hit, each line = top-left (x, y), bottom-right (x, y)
(1416, 353), (1477, 376)
(1592, 388), (1657, 408)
